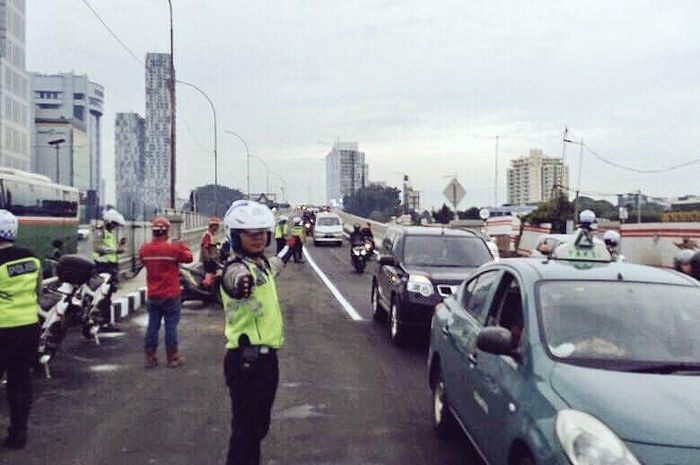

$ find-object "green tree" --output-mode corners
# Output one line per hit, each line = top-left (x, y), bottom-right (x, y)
(577, 196), (615, 219)
(526, 192), (574, 233)
(432, 204), (454, 224)
(343, 185), (401, 222)
(458, 207), (481, 220)
(187, 184), (245, 217)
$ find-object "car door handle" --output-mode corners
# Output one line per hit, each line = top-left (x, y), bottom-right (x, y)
(468, 353), (478, 365)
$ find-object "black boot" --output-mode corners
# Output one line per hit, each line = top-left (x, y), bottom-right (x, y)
(3, 427), (27, 449)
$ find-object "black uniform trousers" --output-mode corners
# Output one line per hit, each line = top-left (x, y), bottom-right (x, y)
(224, 348), (279, 465)
(275, 238), (286, 254)
(0, 323), (39, 435)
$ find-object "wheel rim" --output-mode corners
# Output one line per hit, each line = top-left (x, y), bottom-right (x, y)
(434, 378), (445, 425)
(390, 303), (398, 338)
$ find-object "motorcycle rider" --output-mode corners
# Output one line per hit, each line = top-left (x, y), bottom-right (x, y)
(201, 216), (222, 269)
(675, 249), (695, 276)
(0, 210), (41, 449)
(93, 208), (127, 330)
(139, 217), (193, 368)
(273, 217), (289, 254)
(603, 230), (625, 262)
(219, 200), (286, 465)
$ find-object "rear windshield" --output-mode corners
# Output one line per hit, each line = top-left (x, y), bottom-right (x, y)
(317, 217), (340, 226)
(403, 235), (492, 267)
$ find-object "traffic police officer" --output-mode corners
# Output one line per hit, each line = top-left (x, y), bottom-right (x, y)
(0, 210), (41, 449)
(273, 216), (289, 254)
(93, 208), (126, 329)
(220, 200), (285, 465)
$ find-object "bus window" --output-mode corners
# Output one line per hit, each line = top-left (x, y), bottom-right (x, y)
(3, 180), (36, 216)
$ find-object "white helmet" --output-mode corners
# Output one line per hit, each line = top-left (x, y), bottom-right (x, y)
(603, 230), (621, 247)
(224, 200), (275, 232)
(0, 209), (18, 242)
(103, 208), (126, 226)
(579, 209), (596, 225)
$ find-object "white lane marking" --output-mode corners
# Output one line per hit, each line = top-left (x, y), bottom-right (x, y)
(90, 364), (123, 373)
(302, 247), (364, 321)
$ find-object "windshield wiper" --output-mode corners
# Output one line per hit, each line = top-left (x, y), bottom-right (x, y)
(625, 362), (700, 374)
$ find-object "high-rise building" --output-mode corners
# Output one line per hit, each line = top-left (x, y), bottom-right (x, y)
(30, 73), (104, 193)
(325, 142), (366, 206)
(0, 1), (30, 170)
(144, 53), (172, 211)
(507, 148), (569, 205)
(114, 113), (145, 219)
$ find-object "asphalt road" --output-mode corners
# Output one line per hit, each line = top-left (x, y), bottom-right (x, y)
(0, 240), (481, 465)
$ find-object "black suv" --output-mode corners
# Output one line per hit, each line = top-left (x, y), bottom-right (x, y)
(370, 225), (493, 344)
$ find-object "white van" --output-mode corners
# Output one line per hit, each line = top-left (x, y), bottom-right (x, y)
(313, 213), (344, 246)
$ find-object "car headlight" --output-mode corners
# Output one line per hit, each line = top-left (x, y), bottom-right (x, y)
(407, 275), (434, 297)
(556, 410), (640, 465)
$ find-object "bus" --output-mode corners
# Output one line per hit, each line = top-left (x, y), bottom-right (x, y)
(0, 168), (80, 275)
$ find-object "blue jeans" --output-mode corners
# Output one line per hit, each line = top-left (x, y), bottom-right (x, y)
(144, 297), (182, 349)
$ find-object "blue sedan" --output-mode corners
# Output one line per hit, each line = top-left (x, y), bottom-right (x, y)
(428, 257), (700, 465)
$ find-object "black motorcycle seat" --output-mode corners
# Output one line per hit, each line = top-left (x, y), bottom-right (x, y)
(40, 293), (62, 311)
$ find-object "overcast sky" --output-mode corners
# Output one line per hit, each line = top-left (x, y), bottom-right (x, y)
(27, 0), (700, 209)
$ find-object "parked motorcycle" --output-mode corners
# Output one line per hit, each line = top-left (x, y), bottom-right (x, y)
(37, 255), (101, 378)
(180, 262), (223, 307)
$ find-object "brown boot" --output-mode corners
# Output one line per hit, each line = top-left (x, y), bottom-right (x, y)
(166, 346), (185, 368)
(144, 347), (158, 368)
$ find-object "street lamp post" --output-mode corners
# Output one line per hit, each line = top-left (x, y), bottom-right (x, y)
(167, 0), (176, 209)
(177, 80), (218, 213)
(48, 138), (66, 184)
(249, 154), (270, 194)
(224, 130), (251, 199)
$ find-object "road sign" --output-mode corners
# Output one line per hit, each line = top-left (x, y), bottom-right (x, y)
(443, 177), (466, 209)
(479, 208), (490, 220)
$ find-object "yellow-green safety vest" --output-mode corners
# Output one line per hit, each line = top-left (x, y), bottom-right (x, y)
(220, 259), (284, 350)
(292, 226), (304, 237)
(94, 229), (118, 264)
(0, 255), (40, 328)
(274, 223), (289, 239)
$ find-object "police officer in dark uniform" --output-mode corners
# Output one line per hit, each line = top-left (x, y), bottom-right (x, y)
(0, 209), (41, 449)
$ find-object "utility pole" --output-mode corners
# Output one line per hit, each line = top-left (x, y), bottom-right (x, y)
(167, 0), (176, 209)
(637, 190), (642, 223)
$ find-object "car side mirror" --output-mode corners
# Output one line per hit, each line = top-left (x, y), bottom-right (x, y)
(379, 255), (396, 266)
(476, 327), (520, 360)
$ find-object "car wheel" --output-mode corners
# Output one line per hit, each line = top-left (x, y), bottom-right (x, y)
(371, 281), (384, 322)
(433, 366), (457, 438)
(388, 299), (405, 345)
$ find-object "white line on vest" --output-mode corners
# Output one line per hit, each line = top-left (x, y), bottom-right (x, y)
(302, 247), (363, 322)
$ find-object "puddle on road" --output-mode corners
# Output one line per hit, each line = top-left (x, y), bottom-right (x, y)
(274, 403), (327, 419)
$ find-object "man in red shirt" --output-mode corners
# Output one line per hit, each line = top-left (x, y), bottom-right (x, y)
(139, 217), (193, 368)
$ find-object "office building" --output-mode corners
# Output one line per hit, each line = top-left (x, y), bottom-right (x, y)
(144, 52), (172, 211)
(325, 141), (366, 206)
(30, 72), (104, 194)
(0, 1), (30, 170)
(507, 148), (569, 205)
(114, 113), (146, 218)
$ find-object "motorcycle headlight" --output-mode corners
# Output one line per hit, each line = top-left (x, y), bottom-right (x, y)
(407, 275), (434, 297)
(360, 249), (367, 255)
(305, 223), (311, 228)
(556, 410), (641, 465)
(364, 243), (372, 250)
(353, 249), (361, 256)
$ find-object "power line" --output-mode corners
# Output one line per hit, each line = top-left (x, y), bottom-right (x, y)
(582, 143), (700, 174)
(79, 0), (143, 65)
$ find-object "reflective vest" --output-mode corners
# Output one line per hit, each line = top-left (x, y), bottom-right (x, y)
(292, 225), (304, 237)
(275, 223), (289, 239)
(94, 229), (118, 264)
(0, 250), (40, 329)
(220, 258), (284, 350)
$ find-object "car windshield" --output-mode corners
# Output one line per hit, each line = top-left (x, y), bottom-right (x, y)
(317, 217), (340, 226)
(539, 281), (700, 369)
(403, 236), (492, 267)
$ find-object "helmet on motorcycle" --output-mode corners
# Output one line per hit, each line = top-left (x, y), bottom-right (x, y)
(293, 217), (302, 226)
(0, 209), (18, 242)
(674, 249), (695, 272)
(103, 208), (126, 227)
(152, 216), (171, 235)
(603, 230), (621, 248)
(279, 216), (288, 223)
(579, 210), (596, 230)
(223, 200), (275, 252)
(353, 224), (361, 232)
